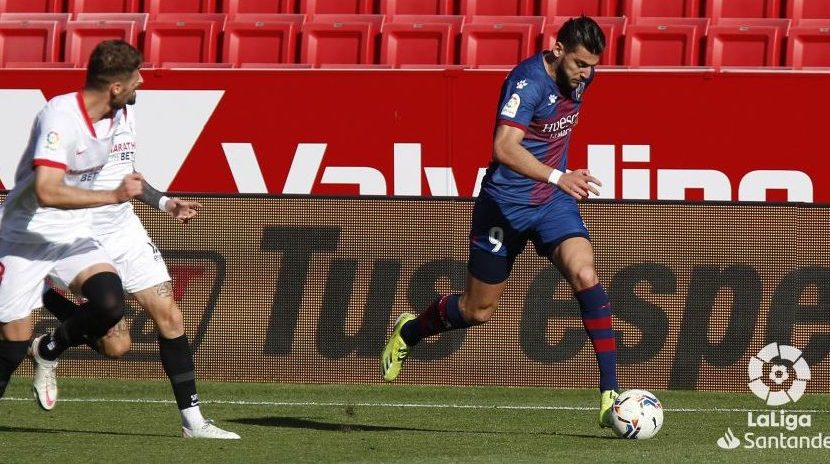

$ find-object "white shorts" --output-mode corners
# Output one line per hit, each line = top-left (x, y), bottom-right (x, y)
(96, 214), (171, 294)
(0, 238), (113, 322)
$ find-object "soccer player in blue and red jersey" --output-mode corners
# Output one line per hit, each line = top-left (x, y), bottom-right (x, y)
(381, 16), (620, 428)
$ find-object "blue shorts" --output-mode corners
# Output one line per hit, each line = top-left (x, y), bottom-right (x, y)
(468, 193), (589, 284)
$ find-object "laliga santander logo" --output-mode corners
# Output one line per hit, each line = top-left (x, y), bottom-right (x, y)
(748, 343), (811, 406)
(716, 344), (821, 450)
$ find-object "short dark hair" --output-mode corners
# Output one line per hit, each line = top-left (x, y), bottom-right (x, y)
(85, 40), (143, 90)
(556, 16), (606, 55)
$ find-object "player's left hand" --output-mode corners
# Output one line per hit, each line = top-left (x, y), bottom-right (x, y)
(164, 198), (202, 224)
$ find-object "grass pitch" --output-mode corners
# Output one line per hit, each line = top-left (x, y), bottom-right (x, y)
(0, 378), (827, 463)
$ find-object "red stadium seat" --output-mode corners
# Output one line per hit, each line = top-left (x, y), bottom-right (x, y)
(542, 16), (625, 65)
(705, 24), (783, 67)
(65, 20), (139, 67)
(68, 0), (140, 14)
(380, 17), (460, 66)
(75, 13), (149, 30)
(4, 61), (73, 67)
(787, 0), (830, 20)
(238, 62), (311, 67)
(460, 16), (544, 67)
(705, 0), (780, 20)
(0, 13), (70, 33)
(712, 17), (789, 31)
(379, 0), (453, 15)
(539, 0), (618, 17)
(458, 0), (534, 16)
(0, 0), (60, 13)
(786, 23), (830, 67)
(385, 13), (463, 33)
(155, 13), (228, 30)
(317, 63), (392, 68)
(0, 20), (58, 66)
(307, 13), (384, 26)
(144, 0), (216, 15)
(623, 21), (706, 66)
(143, 19), (218, 66)
(161, 62), (233, 67)
(622, 0), (701, 18)
(299, 0), (372, 14)
(223, 0), (295, 14)
(222, 16), (302, 66)
(300, 14), (382, 66)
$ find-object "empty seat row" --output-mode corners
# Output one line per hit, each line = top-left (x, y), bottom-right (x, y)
(0, 14), (828, 68)
(3, 0), (830, 20)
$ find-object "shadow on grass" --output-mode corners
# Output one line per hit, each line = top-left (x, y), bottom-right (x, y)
(0, 425), (171, 438)
(231, 417), (616, 440)
(231, 417), (422, 432)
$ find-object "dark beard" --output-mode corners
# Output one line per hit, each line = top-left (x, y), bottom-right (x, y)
(554, 61), (574, 95)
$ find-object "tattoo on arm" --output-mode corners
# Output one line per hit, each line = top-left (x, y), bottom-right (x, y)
(156, 281), (174, 299)
(136, 178), (166, 210)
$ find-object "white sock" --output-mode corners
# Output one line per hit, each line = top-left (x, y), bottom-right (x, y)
(181, 405), (206, 429)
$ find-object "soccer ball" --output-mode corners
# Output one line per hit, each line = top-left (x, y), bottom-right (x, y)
(610, 389), (664, 439)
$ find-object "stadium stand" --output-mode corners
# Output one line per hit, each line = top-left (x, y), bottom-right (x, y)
(787, 0), (830, 21)
(379, 0), (453, 15)
(68, 0), (140, 14)
(65, 19), (139, 67)
(0, 20), (59, 65)
(624, 21), (707, 66)
(704, 0), (780, 20)
(460, 15), (544, 67)
(622, 0), (701, 19)
(1, 0), (830, 68)
(300, 14), (382, 66)
(0, 0), (61, 13)
(143, 18), (218, 66)
(223, 0), (294, 14)
(787, 22), (830, 67)
(75, 12), (149, 30)
(539, 0), (618, 17)
(299, 0), (373, 14)
(458, 0), (534, 16)
(222, 14), (304, 66)
(380, 16), (461, 66)
(144, 0), (216, 15)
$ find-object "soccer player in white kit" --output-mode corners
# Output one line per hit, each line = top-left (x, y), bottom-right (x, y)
(35, 43), (239, 438)
(0, 41), (144, 406)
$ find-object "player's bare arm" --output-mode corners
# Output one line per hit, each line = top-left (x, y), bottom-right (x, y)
(34, 166), (143, 208)
(135, 177), (201, 223)
(493, 125), (601, 200)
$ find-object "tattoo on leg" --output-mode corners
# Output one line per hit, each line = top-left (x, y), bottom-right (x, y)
(156, 281), (173, 299)
(106, 318), (129, 337)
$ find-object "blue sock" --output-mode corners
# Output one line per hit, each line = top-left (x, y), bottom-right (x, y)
(575, 284), (619, 392)
(401, 294), (469, 346)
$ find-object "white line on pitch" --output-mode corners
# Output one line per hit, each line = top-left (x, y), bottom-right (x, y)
(1, 397), (826, 413)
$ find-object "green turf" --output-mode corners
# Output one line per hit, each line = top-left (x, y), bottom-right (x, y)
(0, 378), (827, 463)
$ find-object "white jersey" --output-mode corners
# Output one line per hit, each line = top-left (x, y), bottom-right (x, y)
(90, 103), (138, 236)
(0, 92), (127, 244)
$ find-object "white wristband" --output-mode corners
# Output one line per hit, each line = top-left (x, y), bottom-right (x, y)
(547, 169), (564, 185)
(158, 195), (171, 211)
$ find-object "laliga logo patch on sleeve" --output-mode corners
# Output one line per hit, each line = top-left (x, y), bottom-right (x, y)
(45, 131), (60, 151)
(501, 93), (521, 118)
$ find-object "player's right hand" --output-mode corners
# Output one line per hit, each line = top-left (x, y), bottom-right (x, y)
(557, 169), (601, 200)
(114, 173), (144, 202)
